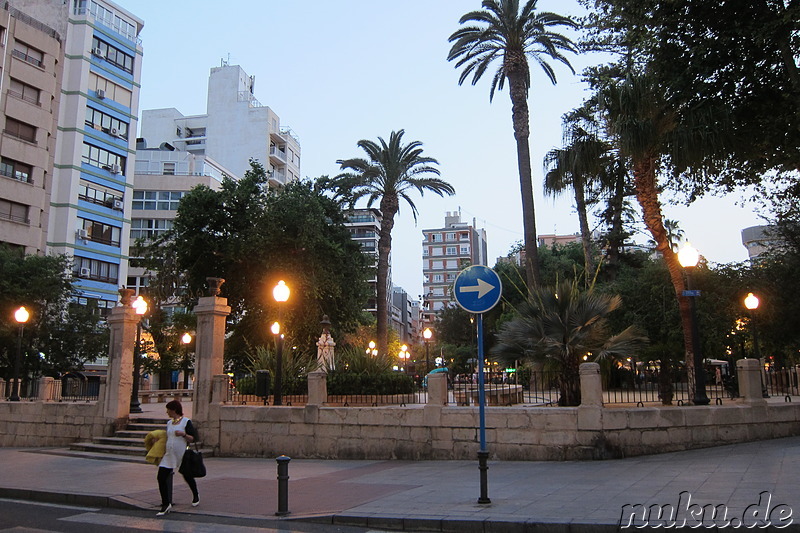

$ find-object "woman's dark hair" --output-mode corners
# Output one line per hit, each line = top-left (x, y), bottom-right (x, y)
(165, 400), (183, 415)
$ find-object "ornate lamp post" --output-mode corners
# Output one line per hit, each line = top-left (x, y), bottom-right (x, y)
(272, 280), (290, 406)
(743, 292), (768, 397)
(399, 344), (410, 373)
(677, 243), (709, 406)
(423, 328), (432, 374)
(10, 306), (29, 401)
(181, 332), (192, 389)
(130, 295), (148, 413)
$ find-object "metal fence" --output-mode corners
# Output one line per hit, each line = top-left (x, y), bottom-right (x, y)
(763, 367), (799, 400)
(1, 377), (100, 402)
(451, 371), (560, 406)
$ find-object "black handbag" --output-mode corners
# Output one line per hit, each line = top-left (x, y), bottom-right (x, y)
(179, 444), (206, 478)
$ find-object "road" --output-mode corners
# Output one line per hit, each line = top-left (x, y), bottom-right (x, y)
(0, 498), (390, 533)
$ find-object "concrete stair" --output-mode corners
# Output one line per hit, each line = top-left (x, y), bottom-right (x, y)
(67, 417), (213, 463)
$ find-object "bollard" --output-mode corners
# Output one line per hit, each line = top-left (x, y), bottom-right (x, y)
(477, 450), (491, 504)
(275, 455), (291, 516)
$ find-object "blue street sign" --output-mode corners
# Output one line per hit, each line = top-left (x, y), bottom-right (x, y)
(682, 290), (701, 297)
(454, 265), (502, 314)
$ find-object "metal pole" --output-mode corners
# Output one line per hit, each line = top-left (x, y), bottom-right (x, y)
(750, 311), (768, 397)
(10, 324), (23, 401)
(275, 455), (291, 516)
(476, 313), (490, 504)
(425, 340), (430, 375)
(130, 322), (143, 413)
(274, 334), (284, 406)
(686, 269), (709, 406)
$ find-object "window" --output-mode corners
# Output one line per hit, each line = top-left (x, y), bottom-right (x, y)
(431, 260), (444, 270)
(92, 37), (133, 74)
(89, 73), (132, 107)
(8, 79), (40, 105)
(431, 247), (443, 256)
(4, 118), (36, 143)
(460, 232), (470, 240)
(163, 162), (175, 175)
(79, 217), (121, 246)
(432, 274), (444, 283)
(446, 232), (456, 241)
(0, 199), (28, 223)
(130, 218), (172, 240)
(430, 234), (443, 242)
(85, 107), (129, 139)
(446, 260), (458, 269)
(132, 190), (185, 210)
(86, 1), (137, 42)
(78, 180), (122, 207)
(82, 143), (125, 173)
(446, 246), (457, 256)
(12, 41), (43, 67)
(74, 256), (119, 283)
(0, 158), (32, 183)
(460, 244), (470, 255)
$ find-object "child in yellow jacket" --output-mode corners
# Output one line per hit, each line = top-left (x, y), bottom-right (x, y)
(144, 429), (167, 465)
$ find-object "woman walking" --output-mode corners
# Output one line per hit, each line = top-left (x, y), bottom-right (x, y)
(156, 400), (199, 516)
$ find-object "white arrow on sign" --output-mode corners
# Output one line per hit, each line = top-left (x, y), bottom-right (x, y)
(458, 278), (495, 299)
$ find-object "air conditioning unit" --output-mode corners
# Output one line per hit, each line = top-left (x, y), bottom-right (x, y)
(110, 127), (119, 137)
(112, 199), (123, 210)
(76, 228), (89, 239)
(96, 89), (105, 99)
(79, 267), (91, 277)
(91, 47), (104, 57)
(110, 164), (121, 174)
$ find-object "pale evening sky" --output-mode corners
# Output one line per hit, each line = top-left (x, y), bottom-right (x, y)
(118, 0), (764, 300)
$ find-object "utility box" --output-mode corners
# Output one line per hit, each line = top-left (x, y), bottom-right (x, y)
(255, 370), (271, 398)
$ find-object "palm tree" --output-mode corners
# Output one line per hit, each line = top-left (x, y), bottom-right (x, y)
(448, 0), (578, 292)
(492, 279), (647, 406)
(334, 130), (455, 359)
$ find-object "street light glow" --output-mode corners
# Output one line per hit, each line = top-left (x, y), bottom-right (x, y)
(14, 306), (29, 324)
(423, 328), (432, 340)
(132, 295), (148, 315)
(182, 332), (192, 344)
(744, 292), (760, 310)
(271, 321), (281, 335)
(677, 243), (700, 268)
(273, 280), (290, 303)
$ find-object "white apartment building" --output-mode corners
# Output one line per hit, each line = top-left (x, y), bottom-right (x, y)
(37, 0), (143, 314)
(343, 208), (386, 316)
(421, 211), (488, 323)
(140, 63), (300, 187)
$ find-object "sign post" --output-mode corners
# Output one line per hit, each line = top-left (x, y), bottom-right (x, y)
(453, 265), (502, 505)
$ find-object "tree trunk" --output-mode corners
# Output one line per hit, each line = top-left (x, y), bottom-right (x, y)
(632, 157), (697, 400)
(506, 64), (541, 292)
(376, 197), (397, 359)
(606, 170), (627, 280)
(573, 175), (594, 283)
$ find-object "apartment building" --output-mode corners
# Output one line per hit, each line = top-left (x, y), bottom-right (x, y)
(344, 208), (386, 317)
(140, 63), (300, 186)
(0, 3), (63, 255)
(421, 211), (488, 324)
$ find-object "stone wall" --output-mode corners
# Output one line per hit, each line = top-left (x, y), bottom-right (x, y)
(214, 402), (800, 461)
(0, 401), (109, 447)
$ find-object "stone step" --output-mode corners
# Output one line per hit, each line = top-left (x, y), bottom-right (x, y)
(70, 441), (149, 456)
(93, 436), (147, 448)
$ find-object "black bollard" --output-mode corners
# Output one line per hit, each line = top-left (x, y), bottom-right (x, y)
(477, 450), (491, 504)
(276, 455), (291, 516)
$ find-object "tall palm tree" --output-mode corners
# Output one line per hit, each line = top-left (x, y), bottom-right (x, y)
(448, 0), (578, 292)
(492, 279), (647, 406)
(334, 130), (455, 358)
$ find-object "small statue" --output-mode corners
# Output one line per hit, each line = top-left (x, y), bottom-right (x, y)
(316, 315), (336, 371)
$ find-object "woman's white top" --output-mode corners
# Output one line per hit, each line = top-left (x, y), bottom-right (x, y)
(158, 416), (190, 469)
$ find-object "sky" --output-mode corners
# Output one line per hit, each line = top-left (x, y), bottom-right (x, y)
(118, 0), (765, 300)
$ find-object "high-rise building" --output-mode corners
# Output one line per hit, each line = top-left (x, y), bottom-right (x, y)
(0, 4), (64, 255)
(741, 225), (783, 259)
(421, 210), (487, 323)
(140, 63), (300, 186)
(344, 208), (386, 317)
(0, 0), (143, 314)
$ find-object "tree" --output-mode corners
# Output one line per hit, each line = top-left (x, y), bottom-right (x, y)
(334, 130), (455, 359)
(448, 0), (579, 291)
(492, 279), (646, 405)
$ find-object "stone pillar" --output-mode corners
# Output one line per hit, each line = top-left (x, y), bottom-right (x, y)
(427, 372), (448, 406)
(795, 365), (800, 396)
(104, 289), (139, 429)
(193, 278), (231, 425)
(37, 376), (54, 401)
(579, 363), (603, 407)
(737, 358), (767, 405)
(307, 370), (327, 405)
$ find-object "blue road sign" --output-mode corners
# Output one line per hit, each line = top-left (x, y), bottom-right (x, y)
(682, 290), (701, 297)
(453, 265), (502, 314)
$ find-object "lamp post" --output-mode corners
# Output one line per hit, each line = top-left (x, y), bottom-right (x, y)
(399, 344), (409, 373)
(423, 328), (432, 374)
(10, 306), (29, 401)
(743, 292), (768, 397)
(272, 280), (290, 406)
(677, 243), (710, 406)
(181, 332), (192, 389)
(367, 340), (377, 357)
(130, 295), (148, 414)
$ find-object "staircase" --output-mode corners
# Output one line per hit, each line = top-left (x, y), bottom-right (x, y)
(68, 417), (213, 463)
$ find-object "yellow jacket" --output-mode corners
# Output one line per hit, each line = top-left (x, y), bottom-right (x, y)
(144, 429), (167, 465)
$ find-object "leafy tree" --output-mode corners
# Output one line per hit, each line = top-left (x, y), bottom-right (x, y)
(334, 130), (455, 360)
(448, 0), (579, 291)
(492, 279), (647, 405)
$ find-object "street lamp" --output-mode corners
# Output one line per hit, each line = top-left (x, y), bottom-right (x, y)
(272, 280), (290, 406)
(399, 344), (409, 372)
(181, 332), (192, 389)
(743, 292), (768, 397)
(677, 243), (709, 406)
(367, 340), (377, 357)
(130, 295), (148, 413)
(10, 306), (29, 401)
(423, 328), (432, 374)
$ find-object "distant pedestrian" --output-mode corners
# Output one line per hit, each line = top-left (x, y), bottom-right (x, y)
(155, 400), (199, 516)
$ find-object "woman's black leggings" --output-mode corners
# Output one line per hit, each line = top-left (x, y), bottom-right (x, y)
(157, 467), (198, 506)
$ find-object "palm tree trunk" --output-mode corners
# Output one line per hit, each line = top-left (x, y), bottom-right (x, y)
(632, 158), (697, 398)
(507, 67), (541, 292)
(376, 198), (397, 359)
(606, 171), (626, 280)
(573, 176), (594, 282)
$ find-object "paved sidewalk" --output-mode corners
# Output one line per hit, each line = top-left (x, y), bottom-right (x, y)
(1, 431), (800, 532)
